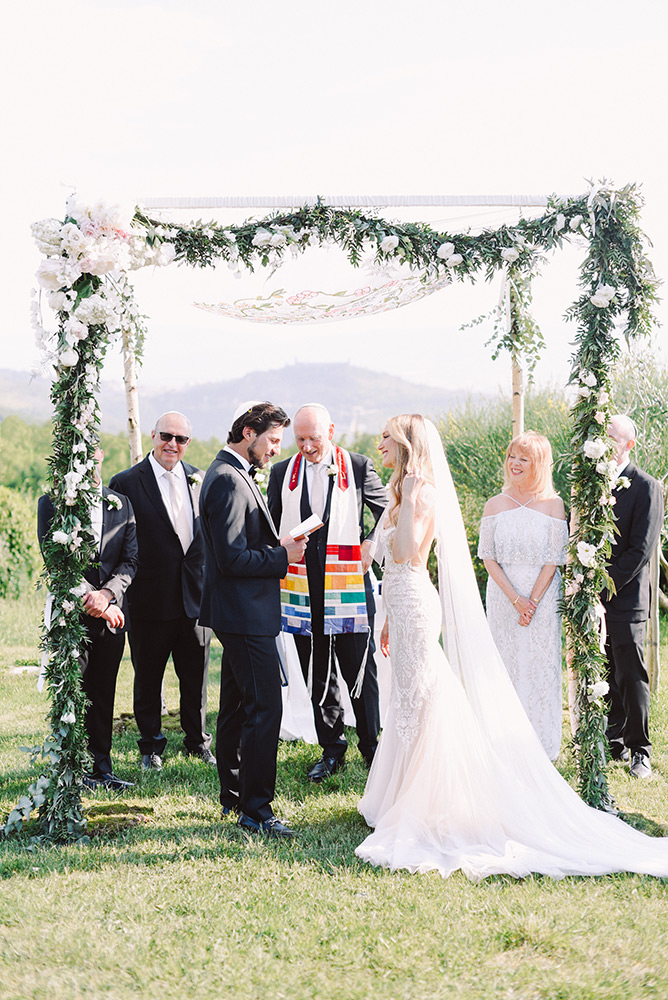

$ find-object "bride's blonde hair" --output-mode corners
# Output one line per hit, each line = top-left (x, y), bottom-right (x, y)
(386, 414), (434, 524)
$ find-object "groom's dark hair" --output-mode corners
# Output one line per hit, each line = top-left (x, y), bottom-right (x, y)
(227, 402), (290, 444)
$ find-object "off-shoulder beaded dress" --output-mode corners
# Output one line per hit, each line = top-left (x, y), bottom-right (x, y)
(478, 501), (568, 759)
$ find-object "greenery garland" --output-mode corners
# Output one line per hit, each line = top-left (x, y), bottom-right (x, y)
(4, 182), (658, 841)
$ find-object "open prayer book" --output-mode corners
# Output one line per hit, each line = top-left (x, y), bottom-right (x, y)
(289, 513), (323, 540)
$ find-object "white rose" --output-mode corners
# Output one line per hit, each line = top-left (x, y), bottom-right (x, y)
(379, 235), (399, 254)
(590, 294), (610, 308)
(52, 530), (70, 545)
(151, 243), (177, 267)
(446, 254), (463, 267)
(574, 386), (591, 399)
(60, 222), (91, 257)
(252, 230), (273, 248)
(60, 712), (76, 725)
(47, 290), (68, 312)
(589, 681), (609, 702)
(554, 214), (566, 232)
(576, 541), (598, 568)
(596, 459), (617, 478)
(579, 370), (597, 387)
(36, 259), (81, 291)
(570, 215), (583, 230)
(437, 242), (455, 260)
(59, 347), (79, 367)
(598, 389), (609, 404)
(500, 248), (520, 263)
(594, 411), (606, 424)
(583, 438), (608, 460)
(65, 318), (89, 341)
(590, 284), (615, 308)
(270, 231), (288, 247)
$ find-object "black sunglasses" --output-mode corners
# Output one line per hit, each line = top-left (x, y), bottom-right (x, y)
(158, 432), (190, 445)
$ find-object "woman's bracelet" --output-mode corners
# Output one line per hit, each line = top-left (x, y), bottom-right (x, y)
(512, 595), (520, 607)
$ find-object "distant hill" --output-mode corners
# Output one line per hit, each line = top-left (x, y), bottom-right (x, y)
(0, 364), (484, 439)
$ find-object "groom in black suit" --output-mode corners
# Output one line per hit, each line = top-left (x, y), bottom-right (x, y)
(199, 401), (306, 837)
(109, 411), (213, 771)
(602, 414), (664, 778)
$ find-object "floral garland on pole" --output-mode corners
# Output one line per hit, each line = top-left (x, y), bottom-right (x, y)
(561, 184), (658, 808)
(4, 183), (657, 841)
(4, 199), (174, 841)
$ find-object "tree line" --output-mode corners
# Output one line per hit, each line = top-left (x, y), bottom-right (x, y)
(0, 350), (666, 603)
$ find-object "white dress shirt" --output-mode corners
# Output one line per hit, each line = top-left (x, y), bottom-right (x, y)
(149, 452), (194, 538)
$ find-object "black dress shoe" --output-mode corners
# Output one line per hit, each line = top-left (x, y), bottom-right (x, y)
(141, 753), (163, 771)
(83, 773), (134, 793)
(237, 813), (297, 838)
(220, 804), (239, 818)
(629, 752), (652, 778)
(307, 755), (345, 783)
(185, 748), (217, 765)
(610, 746), (630, 762)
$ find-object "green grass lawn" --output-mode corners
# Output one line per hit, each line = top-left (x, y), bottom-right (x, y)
(1, 590), (668, 1000)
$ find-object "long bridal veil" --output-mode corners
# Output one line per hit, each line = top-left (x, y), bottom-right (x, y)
(378, 419), (668, 879)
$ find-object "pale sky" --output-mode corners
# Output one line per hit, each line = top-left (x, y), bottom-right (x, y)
(2, 0), (666, 397)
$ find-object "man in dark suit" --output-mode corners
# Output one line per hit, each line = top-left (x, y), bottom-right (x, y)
(38, 445), (138, 791)
(199, 401), (306, 837)
(109, 411), (213, 771)
(602, 414), (664, 778)
(268, 403), (387, 781)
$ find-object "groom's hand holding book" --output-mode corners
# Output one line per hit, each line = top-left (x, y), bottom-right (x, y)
(279, 513), (322, 563)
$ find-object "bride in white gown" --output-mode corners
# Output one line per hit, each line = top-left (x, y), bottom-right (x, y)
(356, 414), (668, 881)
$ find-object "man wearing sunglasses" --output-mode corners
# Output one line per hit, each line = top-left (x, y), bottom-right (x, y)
(110, 411), (213, 772)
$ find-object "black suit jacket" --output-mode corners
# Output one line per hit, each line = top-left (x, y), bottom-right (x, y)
(37, 488), (138, 633)
(109, 457), (205, 621)
(267, 451), (387, 618)
(602, 463), (664, 622)
(198, 449), (289, 636)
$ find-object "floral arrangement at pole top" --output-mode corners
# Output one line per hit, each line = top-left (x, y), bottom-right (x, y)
(5, 182), (657, 841)
(4, 198), (176, 841)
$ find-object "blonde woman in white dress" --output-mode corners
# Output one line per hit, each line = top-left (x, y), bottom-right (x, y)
(478, 433), (568, 759)
(356, 414), (668, 880)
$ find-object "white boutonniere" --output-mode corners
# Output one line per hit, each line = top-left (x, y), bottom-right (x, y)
(188, 473), (202, 487)
(615, 476), (631, 490)
(253, 468), (268, 489)
(106, 495), (122, 510)
(327, 463), (338, 478)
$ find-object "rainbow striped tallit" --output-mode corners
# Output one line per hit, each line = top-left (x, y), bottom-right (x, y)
(279, 447), (368, 636)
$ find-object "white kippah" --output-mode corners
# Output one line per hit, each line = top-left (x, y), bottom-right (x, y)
(233, 400), (262, 422)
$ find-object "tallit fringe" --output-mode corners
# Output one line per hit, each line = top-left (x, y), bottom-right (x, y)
(318, 636), (335, 707)
(350, 627), (371, 700)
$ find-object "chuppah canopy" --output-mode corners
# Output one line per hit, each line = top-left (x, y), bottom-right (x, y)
(7, 183), (659, 841)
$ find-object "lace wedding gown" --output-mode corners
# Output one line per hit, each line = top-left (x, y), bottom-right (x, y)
(356, 520), (668, 881)
(478, 504), (568, 759)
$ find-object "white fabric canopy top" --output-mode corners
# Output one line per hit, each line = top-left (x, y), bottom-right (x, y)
(195, 270), (452, 325)
(141, 194), (550, 210)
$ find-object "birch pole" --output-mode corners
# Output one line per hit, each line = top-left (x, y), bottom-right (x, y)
(122, 325), (143, 466)
(647, 543), (661, 692)
(505, 274), (525, 437)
